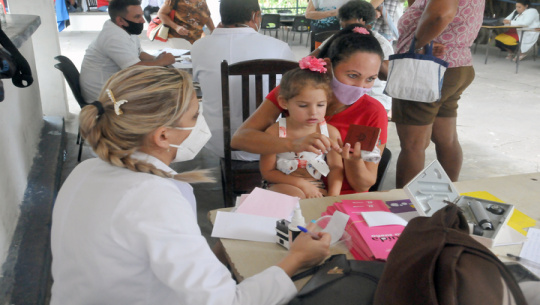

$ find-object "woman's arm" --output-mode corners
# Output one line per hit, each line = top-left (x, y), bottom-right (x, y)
(341, 142), (385, 192)
(326, 126), (343, 196)
(414, 0), (459, 49)
(305, 0), (338, 20)
(158, 0), (188, 36)
(232, 99), (339, 155)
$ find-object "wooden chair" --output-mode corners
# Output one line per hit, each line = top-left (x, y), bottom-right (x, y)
(220, 59), (298, 207)
(86, 0), (98, 11)
(310, 30), (339, 52)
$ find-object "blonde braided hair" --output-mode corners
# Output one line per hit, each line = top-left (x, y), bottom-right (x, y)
(79, 66), (214, 183)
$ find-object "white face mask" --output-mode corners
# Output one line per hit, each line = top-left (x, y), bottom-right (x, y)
(253, 13), (260, 32)
(169, 109), (211, 163)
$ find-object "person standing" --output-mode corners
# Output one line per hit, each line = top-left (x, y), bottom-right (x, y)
(370, 0), (403, 42)
(141, 0), (165, 23)
(392, 0), (485, 188)
(80, 0), (175, 103)
(191, 0), (295, 161)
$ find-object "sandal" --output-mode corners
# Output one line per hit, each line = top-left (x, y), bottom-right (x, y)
(513, 54), (527, 62)
(505, 53), (514, 60)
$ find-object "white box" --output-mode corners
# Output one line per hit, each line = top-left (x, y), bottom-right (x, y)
(404, 160), (514, 248)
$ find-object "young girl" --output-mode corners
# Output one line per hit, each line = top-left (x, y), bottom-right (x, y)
(260, 57), (343, 199)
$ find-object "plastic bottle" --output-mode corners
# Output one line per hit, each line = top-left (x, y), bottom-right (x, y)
(288, 207), (306, 241)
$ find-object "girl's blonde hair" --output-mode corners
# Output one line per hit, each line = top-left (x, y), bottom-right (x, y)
(79, 66), (214, 183)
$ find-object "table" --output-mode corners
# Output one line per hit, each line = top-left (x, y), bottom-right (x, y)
(515, 27), (540, 73)
(480, 25), (523, 64)
(208, 173), (540, 289)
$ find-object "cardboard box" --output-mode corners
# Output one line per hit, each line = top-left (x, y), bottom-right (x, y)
(404, 160), (514, 248)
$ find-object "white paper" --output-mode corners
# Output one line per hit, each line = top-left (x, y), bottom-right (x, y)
(519, 228), (540, 277)
(211, 211), (277, 243)
(362, 211), (408, 227)
(161, 48), (190, 57)
(321, 211), (350, 245)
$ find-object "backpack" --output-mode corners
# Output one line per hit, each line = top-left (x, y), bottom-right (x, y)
(288, 254), (385, 305)
(373, 203), (528, 305)
(0, 24), (34, 101)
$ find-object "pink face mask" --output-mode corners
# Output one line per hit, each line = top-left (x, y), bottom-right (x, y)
(331, 76), (372, 106)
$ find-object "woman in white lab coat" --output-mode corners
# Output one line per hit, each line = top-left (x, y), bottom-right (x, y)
(495, 0), (540, 61)
(50, 66), (331, 305)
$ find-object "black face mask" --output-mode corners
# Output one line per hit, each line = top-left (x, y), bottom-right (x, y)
(122, 17), (144, 35)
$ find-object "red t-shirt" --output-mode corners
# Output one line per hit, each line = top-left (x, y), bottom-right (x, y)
(97, 0), (109, 8)
(266, 86), (388, 194)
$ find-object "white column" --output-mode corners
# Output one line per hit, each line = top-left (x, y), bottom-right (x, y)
(9, 0), (69, 117)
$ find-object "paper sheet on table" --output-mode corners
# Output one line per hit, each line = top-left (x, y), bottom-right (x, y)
(161, 48), (190, 57)
(362, 211), (408, 227)
(520, 228), (540, 278)
(211, 211), (277, 243)
(235, 187), (299, 221)
(321, 211), (349, 245)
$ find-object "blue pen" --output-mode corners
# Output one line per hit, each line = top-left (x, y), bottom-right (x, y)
(297, 226), (321, 240)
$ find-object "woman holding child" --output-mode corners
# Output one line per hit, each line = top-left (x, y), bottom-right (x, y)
(234, 25), (388, 196)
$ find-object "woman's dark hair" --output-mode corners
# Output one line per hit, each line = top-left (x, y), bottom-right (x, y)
(108, 0), (141, 21)
(318, 24), (384, 67)
(338, 0), (376, 24)
(279, 68), (331, 101)
(220, 0), (260, 25)
(516, 0), (531, 7)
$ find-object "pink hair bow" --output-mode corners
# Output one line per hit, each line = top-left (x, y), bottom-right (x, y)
(299, 56), (327, 73)
(352, 27), (370, 35)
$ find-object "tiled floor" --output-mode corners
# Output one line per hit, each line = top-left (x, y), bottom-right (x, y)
(58, 23), (540, 244)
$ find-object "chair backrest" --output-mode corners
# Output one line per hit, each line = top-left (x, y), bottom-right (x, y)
(54, 55), (88, 109)
(261, 14), (281, 30)
(86, 0), (98, 9)
(311, 30), (339, 51)
(368, 147), (392, 192)
(292, 16), (310, 32)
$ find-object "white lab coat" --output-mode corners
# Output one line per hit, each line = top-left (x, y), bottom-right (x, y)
(191, 27), (296, 161)
(50, 153), (296, 305)
(507, 8), (540, 53)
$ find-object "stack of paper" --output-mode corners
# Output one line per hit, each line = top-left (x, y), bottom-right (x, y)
(211, 188), (299, 243)
(322, 199), (406, 261)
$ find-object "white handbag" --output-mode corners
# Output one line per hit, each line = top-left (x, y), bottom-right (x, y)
(384, 39), (449, 103)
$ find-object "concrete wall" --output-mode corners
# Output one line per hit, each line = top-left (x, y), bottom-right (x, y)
(9, 0), (68, 117)
(0, 38), (42, 267)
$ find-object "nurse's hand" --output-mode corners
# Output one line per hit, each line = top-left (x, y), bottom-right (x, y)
(277, 224), (331, 277)
(291, 133), (341, 155)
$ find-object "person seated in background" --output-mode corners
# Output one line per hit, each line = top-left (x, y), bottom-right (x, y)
(80, 0), (175, 103)
(66, 0), (82, 12)
(97, 0), (110, 12)
(495, 0), (540, 61)
(191, 0), (296, 161)
(311, 0), (394, 113)
(141, 0), (164, 23)
(157, 0), (215, 46)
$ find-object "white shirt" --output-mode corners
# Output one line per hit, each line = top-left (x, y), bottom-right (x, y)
(507, 8), (540, 53)
(50, 154), (296, 305)
(191, 27), (296, 161)
(141, 0), (165, 8)
(319, 31), (394, 110)
(80, 20), (142, 103)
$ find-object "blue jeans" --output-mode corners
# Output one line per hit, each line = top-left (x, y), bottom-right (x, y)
(98, 6), (108, 12)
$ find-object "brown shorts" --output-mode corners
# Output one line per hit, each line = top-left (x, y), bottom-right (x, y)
(392, 66), (475, 125)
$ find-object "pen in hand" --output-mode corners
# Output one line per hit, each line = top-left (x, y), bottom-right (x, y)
(297, 226), (321, 240)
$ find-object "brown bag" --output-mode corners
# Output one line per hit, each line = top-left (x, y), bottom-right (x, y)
(373, 203), (528, 305)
